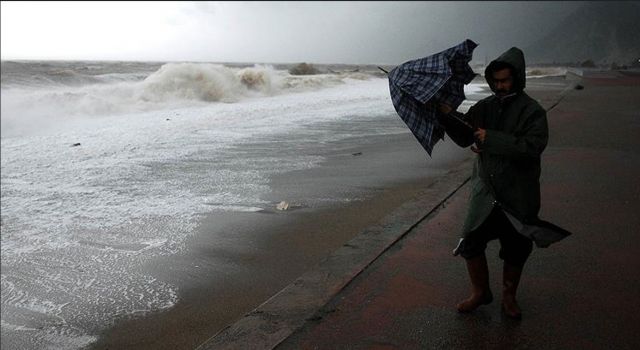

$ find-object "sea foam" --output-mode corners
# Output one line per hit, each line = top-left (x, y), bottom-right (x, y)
(1, 63), (368, 138)
(1, 72), (407, 349)
(1, 60), (487, 349)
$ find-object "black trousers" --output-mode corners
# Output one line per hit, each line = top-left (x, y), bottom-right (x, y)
(458, 206), (533, 267)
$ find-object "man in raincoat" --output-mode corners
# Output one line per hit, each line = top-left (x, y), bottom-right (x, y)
(438, 47), (548, 319)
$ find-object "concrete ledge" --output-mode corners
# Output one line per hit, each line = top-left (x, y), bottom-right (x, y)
(195, 158), (473, 350)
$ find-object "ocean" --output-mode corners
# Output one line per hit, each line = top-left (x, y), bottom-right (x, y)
(0, 60), (485, 349)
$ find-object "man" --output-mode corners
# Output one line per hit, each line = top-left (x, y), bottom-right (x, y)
(438, 47), (548, 319)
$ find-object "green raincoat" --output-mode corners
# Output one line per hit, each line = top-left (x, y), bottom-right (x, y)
(444, 47), (549, 238)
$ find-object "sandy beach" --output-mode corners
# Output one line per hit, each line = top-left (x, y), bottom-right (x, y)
(89, 132), (472, 350)
(87, 75), (570, 350)
(1, 63), (437, 349)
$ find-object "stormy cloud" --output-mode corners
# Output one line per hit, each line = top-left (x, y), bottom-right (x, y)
(1, 1), (587, 64)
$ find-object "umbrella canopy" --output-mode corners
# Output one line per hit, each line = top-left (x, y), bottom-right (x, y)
(388, 39), (478, 155)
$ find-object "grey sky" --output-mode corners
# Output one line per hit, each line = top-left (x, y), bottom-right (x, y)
(1, 1), (586, 64)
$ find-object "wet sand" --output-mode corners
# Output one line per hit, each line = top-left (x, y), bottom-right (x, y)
(90, 76), (568, 350)
(90, 130), (472, 349)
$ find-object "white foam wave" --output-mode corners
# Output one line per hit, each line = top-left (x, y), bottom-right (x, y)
(1, 63), (375, 138)
(526, 67), (568, 78)
(140, 63), (245, 103)
(93, 72), (149, 84)
(1, 77), (481, 349)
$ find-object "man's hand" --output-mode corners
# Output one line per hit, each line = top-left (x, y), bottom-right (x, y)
(438, 103), (453, 114)
(471, 128), (486, 154)
(474, 128), (487, 144)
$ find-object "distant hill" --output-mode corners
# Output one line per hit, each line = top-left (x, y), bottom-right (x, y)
(525, 2), (640, 65)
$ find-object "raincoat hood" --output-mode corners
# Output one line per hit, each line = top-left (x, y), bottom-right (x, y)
(485, 47), (526, 93)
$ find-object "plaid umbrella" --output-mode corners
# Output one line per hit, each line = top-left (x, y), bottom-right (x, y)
(388, 39), (478, 155)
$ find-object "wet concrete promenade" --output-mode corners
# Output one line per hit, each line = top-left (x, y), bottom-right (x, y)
(200, 74), (640, 350)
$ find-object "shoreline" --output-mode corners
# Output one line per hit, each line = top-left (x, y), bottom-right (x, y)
(90, 76), (567, 350)
(90, 130), (472, 350)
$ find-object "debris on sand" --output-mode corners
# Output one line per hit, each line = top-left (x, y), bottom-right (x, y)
(276, 201), (290, 211)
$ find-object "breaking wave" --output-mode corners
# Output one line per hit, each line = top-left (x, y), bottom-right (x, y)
(526, 67), (568, 78)
(139, 63), (273, 103)
(1, 63), (375, 137)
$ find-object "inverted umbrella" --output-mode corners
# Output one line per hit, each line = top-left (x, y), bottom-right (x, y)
(386, 40), (572, 248)
(387, 39), (478, 155)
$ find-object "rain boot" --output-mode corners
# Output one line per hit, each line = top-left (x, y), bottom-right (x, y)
(456, 253), (493, 313)
(502, 262), (523, 319)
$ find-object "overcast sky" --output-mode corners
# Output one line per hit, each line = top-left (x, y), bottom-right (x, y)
(1, 1), (586, 65)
